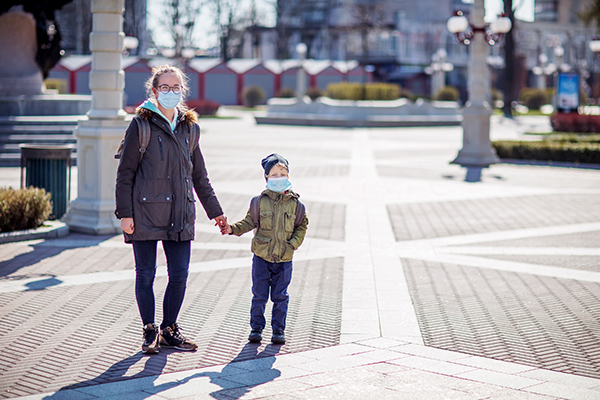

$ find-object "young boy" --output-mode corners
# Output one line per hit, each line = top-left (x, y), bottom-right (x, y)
(222, 154), (308, 344)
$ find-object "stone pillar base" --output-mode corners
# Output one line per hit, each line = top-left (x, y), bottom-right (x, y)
(61, 199), (120, 235)
(451, 103), (499, 168)
(62, 117), (130, 235)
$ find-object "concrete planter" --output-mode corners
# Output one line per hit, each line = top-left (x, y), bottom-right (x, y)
(255, 96), (462, 127)
(0, 220), (68, 244)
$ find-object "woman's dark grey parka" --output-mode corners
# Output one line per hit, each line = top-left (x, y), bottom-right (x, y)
(115, 107), (223, 242)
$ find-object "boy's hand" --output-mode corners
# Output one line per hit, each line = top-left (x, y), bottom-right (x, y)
(221, 224), (232, 235)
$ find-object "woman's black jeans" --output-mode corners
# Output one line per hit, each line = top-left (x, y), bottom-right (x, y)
(132, 240), (191, 329)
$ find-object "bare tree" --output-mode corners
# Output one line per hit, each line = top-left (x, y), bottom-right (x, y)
(579, 0), (600, 32)
(157, 0), (203, 55)
(209, 0), (252, 60)
(351, 1), (387, 66)
(350, 1), (388, 99)
(272, 0), (302, 59)
(502, 0), (516, 118)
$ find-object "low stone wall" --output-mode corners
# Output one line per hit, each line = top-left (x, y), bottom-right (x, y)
(0, 94), (92, 116)
(255, 97), (462, 127)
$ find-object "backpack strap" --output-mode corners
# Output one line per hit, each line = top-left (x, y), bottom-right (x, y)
(135, 116), (152, 163)
(189, 122), (200, 153)
(294, 200), (305, 229)
(250, 195), (262, 228)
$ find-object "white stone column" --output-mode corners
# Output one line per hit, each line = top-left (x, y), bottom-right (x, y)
(62, 0), (129, 235)
(451, 0), (499, 168)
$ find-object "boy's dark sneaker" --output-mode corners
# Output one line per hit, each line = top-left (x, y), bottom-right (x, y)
(248, 328), (263, 343)
(271, 330), (285, 344)
(160, 323), (198, 351)
(142, 323), (160, 354)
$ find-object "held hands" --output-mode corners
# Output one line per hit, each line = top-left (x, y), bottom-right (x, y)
(214, 215), (232, 235)
(122, 216), (229, 236)
(120, 217), (134, 234)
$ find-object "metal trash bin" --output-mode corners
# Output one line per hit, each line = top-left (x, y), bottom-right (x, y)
(20, 144), (74, 219)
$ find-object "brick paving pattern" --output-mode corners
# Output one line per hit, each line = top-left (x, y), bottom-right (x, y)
(1, 116), (599, 399)
(476, 254), (600, 273)
(0, 257), (343, 398)
(403, 258), (600, 379)
(388, 194), (600, 241)
(479, 231), (600, 248)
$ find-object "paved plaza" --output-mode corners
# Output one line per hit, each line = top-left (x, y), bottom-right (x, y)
(0, 111), (599, 399)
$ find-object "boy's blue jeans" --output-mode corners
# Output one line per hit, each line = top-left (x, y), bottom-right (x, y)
(132, 240), (190, 329)
(251, 255), (293, 332)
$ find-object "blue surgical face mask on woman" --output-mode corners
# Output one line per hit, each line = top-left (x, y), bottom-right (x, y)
(157, 91), (182, 109)
(266, 177), (292, 192)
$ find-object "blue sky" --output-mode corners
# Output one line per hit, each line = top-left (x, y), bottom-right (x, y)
(486, 0), (535, 22)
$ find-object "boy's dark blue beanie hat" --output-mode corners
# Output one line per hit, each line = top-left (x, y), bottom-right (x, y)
(261, 153), (289, 176)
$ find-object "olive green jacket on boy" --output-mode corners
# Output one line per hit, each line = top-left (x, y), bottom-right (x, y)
(230, 189), (308, 263)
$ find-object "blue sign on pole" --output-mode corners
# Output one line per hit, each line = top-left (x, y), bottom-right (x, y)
(556, 73), (579, 113)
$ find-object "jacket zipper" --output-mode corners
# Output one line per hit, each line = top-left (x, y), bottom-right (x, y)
(158, 135), (164, 161)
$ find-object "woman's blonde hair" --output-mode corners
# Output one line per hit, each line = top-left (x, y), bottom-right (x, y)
(144, 65), (190, 111)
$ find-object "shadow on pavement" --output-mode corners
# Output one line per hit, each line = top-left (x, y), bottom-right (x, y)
(0, 233), (114, 281)
(196, 342), (282, 399)
(42, 350), (169, 399)
(24, 275), (63, 290)
(41, 342), (282, 399)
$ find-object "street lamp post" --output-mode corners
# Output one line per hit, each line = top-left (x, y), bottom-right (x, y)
(447, 0), (511, 179)
(296, 43), (307, 101)
(532, 53), (549, 91)
(425, 48), (454, 98)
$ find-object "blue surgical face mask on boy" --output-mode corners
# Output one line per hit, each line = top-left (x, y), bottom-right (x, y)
(266, 177), (292, 192)
(157, 91), (182, 109)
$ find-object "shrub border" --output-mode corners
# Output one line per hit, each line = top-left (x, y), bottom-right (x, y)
(0, 220), (69, 244)
(492, 140), (600, 165)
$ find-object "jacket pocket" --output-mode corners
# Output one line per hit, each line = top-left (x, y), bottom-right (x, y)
(140, 192), (173, 228)
(284, 212), (296, 233)
(283, 242), (294, 260)
(184, 178), (196, 225)
(259, 211), (273, 230)
(251, 234), (272, 258)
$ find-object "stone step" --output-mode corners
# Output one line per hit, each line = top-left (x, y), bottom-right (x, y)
(0, 115), (85, 125)
(0, 152), (77, 167)
(0, 134), (76, 142)
(0, 139), (77, 149)
(0, 126), (77, 135)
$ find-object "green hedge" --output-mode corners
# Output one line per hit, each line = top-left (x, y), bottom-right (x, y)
(0, 187), (52, 232)
(518, 88), (549, 110)
(493, 135), (600, 165)
(242, 86), (266, 107)
(434, 86), (460, 102)
(326, 82), (401, 101)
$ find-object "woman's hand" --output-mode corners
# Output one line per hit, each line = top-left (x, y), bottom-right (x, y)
(121, 217), (135, 234)
(214, 215), (227, 229)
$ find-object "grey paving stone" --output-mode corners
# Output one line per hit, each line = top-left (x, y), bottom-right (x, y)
(403, 257), (600, 380)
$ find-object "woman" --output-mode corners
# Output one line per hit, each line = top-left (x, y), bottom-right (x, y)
(115, 65), (227, 354)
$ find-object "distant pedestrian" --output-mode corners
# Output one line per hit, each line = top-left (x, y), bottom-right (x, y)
(221, 154), (308, 344)
(115, 65), (227, 354)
